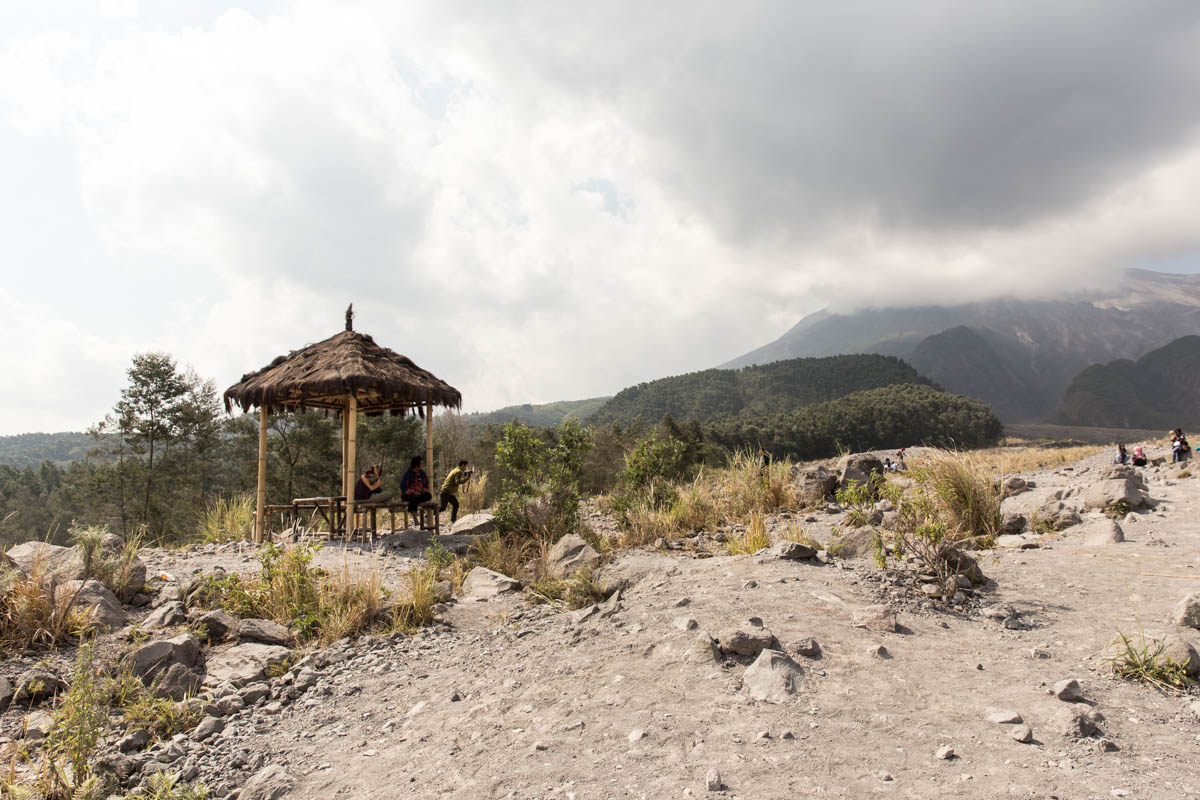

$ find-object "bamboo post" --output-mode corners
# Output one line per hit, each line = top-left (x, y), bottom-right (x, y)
(254, 406), (268, 543)
(346, 394), (358, 538)
(425, 395), (434, 491)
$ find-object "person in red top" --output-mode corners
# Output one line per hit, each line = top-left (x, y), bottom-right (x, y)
(400, 456), (432, 514)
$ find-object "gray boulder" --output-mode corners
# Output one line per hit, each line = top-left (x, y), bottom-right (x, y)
(239, 618), (292, 646)
(1160, 635), (1200, 677)
(461, 566), (520, 601)
(545, 534), (602, 579)
(688, 633), (721, 664)
(197, 609), (239, 642)
(62, 579), (126, 632)
(124, 633), (201, 681)
(793, 465), (839, 507)
(838, 454), (885, 493)
(1083, 520), (1125, 546)
(22, 710), (54, 740)
(204, 643), (291, 687)
(142, 600), (188, 629)
(1001, 476), (1029, 499)
(0, 676), (13, 711)
(13, 668), (65, 705)
(742, 649), (803, 703)
(152, 662), (203, 701)
(1171, 593), (1200, 629)
(999, 512), (1027, 536)
(851, 605), (897, 633)
(1036, 500), (1082, 531)
(449, 512), (497, 536)
(772, 541), (816, 561)
(5, 542), (81, 577)
(1082, 478), (1147, 512)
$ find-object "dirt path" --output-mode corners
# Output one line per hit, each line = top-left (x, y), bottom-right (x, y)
(189, 452), (1200, 799)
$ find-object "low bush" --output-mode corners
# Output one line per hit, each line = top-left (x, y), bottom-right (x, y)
(728, 514), (770, 555)
(1104, 630), (1192, 692)
(526, 566), (608, 609)
(0, 555), (90, 654)
(197, 494), (254, 544)
(921, 451), (1002, 543)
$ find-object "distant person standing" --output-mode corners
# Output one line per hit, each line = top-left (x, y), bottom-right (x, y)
(439, 460), (473, 524)
(400, 456), (432, 514)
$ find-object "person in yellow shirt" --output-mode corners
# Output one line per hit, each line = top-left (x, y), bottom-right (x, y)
(439, 460), (473, 524)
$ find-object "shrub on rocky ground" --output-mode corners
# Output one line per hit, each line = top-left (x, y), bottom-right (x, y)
(198, 494), (254, 544)
(0, 554), (90, 653)
(1103, 629), (1193, 693)
(727, 514), (770, 555)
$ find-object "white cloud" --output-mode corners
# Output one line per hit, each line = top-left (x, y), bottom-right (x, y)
(1, 0), (1199, 434)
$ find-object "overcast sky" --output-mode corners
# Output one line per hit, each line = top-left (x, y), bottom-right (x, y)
(2, 1), (1200, 435)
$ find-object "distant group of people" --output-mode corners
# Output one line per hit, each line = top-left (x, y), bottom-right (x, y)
(352, 456), (473, 524)
(1113, 429), (1191, 467)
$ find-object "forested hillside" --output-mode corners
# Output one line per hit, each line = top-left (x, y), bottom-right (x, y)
(705, 383), (1003, 460)
(590, 354), (934, 427)
(1051, 335), (1200, 430)
(466, 397), (609, 427)
(0, 432), (97, 467)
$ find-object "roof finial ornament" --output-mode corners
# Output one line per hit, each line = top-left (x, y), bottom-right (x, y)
(345, 303), (354, 332)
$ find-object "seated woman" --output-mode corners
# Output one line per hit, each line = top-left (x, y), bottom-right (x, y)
(353, 465), (389, 504)
(1131, 445), (1147, 467)
(400, 456), (433, 514)
(1114, 444), (1128, 465)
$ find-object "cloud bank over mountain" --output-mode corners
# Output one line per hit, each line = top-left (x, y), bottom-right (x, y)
(2, 1), (1199, 432)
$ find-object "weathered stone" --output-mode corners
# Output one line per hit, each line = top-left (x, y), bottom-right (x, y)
(124, 634), (201, 681)
(1001, 476), (1029, 499)
(239, 618), (292, 646)
(91, 533), (147, 601)
(461, 566), (520, 601)
(142, 600), (188, 629)
(1053, 678), (1083, 701)
(673, 616), (698, 631)
(1160, 635), (1200, 677)
(239, 764), (294, 800)
(152, 662), (203, 701)
(793, 465), (839, 507)
(772, 541), (816, 561)
(1010, 724), (1034, 743)
(448, 512), (497, 536)
(0, 676), (12, 711)
(1171, 593), (1200, 629)
(942, 548), (985, 584)
(987, 710), (1023, 724)
(705, 768), (724, 791)
(792, 637), (821, 658)
(204, 643), (291, 687)
(851, 605), (897, 633)
(838, 454), (885, 492)
(193, 715), (225, 742)
(62, 579), (126, 632)
(545, 534), (602, 579)
(1036, 500), (1082, 531)
(22, 710), (54, 740)
(716, 627), (778, 658)
(197, 609), (239, 642)
(5, 541), (81, 577)
(239, 682), (271, 705)
(1082, 478), (1146, 511)
(1057, 708), (1100, 739)
(688, 633), (721, 664)
(868, 644), (891, 659)
(935, 745), (955, 760)
(13, 668), (66, 704)
(827, 528), (877, 559)
(742, 649), (803, 703)
(999, 512), (1027, 536)
(118, 729), (151, 752)
(1083, 520), (1125, 546)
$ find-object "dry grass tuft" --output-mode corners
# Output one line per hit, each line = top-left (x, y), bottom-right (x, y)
(1104, 630), (1192, 692)
(728, 514), (771, 555)
(0, 554), (90, 654)
(199, 494), (255, 543)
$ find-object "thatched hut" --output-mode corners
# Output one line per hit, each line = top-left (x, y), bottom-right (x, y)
(224, 309), (462, 541)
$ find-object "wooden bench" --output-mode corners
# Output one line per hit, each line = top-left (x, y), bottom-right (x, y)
(401, 500), (440, 535)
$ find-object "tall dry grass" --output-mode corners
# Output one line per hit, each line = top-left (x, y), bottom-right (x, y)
(921, 450), (1003, 542)
(199, 493), (255, 543)
(0, 554), (89, 654)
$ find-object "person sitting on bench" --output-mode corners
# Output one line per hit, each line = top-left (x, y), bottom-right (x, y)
(400, 456), (433, 515)
(354, 465), (389, 504)
(439, 460), (473, 524)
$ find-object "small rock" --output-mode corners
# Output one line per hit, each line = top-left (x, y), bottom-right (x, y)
(1172, 593), (1200, 629)
(987, 710), (1023, 724)
(193, 716), (225, 742)
(142, 600), (188, 628)
(772, 541), (816, 561)
(673, 617), (698, 631)
(868, 644), (891, 659)
(22, 710), (53, 740)
(878, 771), (894, 782)
(935, 745), (955, 760)
(705, 768), (723, 791)
(1053, 678), (1083, 702)
(792, 637), (821, 658)
(238, 618), (292, 646)
(13, 668), (66, 705)
(197, 609), (239, 642)
(118, 729), (151, 753)
(1009, 724), (1034, 743)
(1058, 709), (1101, 739)
(461, 566), (521, 601)
(742, 649), (803, 703)
(717, 628), (777, 658)
(239, 764), (293, 800)
(851, 605), (897, 633)
(628, 729), (646, 743)
(688, 633), (721, 664)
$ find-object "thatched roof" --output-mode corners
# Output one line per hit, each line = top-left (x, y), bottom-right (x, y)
(223, 329), (462, 416)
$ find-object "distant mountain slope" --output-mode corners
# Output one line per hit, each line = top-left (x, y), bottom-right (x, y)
(723, 269), (1200, 422)
(589, 354), (934, 428)
(1052, 335), (1200, 430)
(466, 397), (610, 427)
(0, 432), (94, 467)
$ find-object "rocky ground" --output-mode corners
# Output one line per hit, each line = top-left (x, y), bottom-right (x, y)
(4, 448), (1200, 799)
